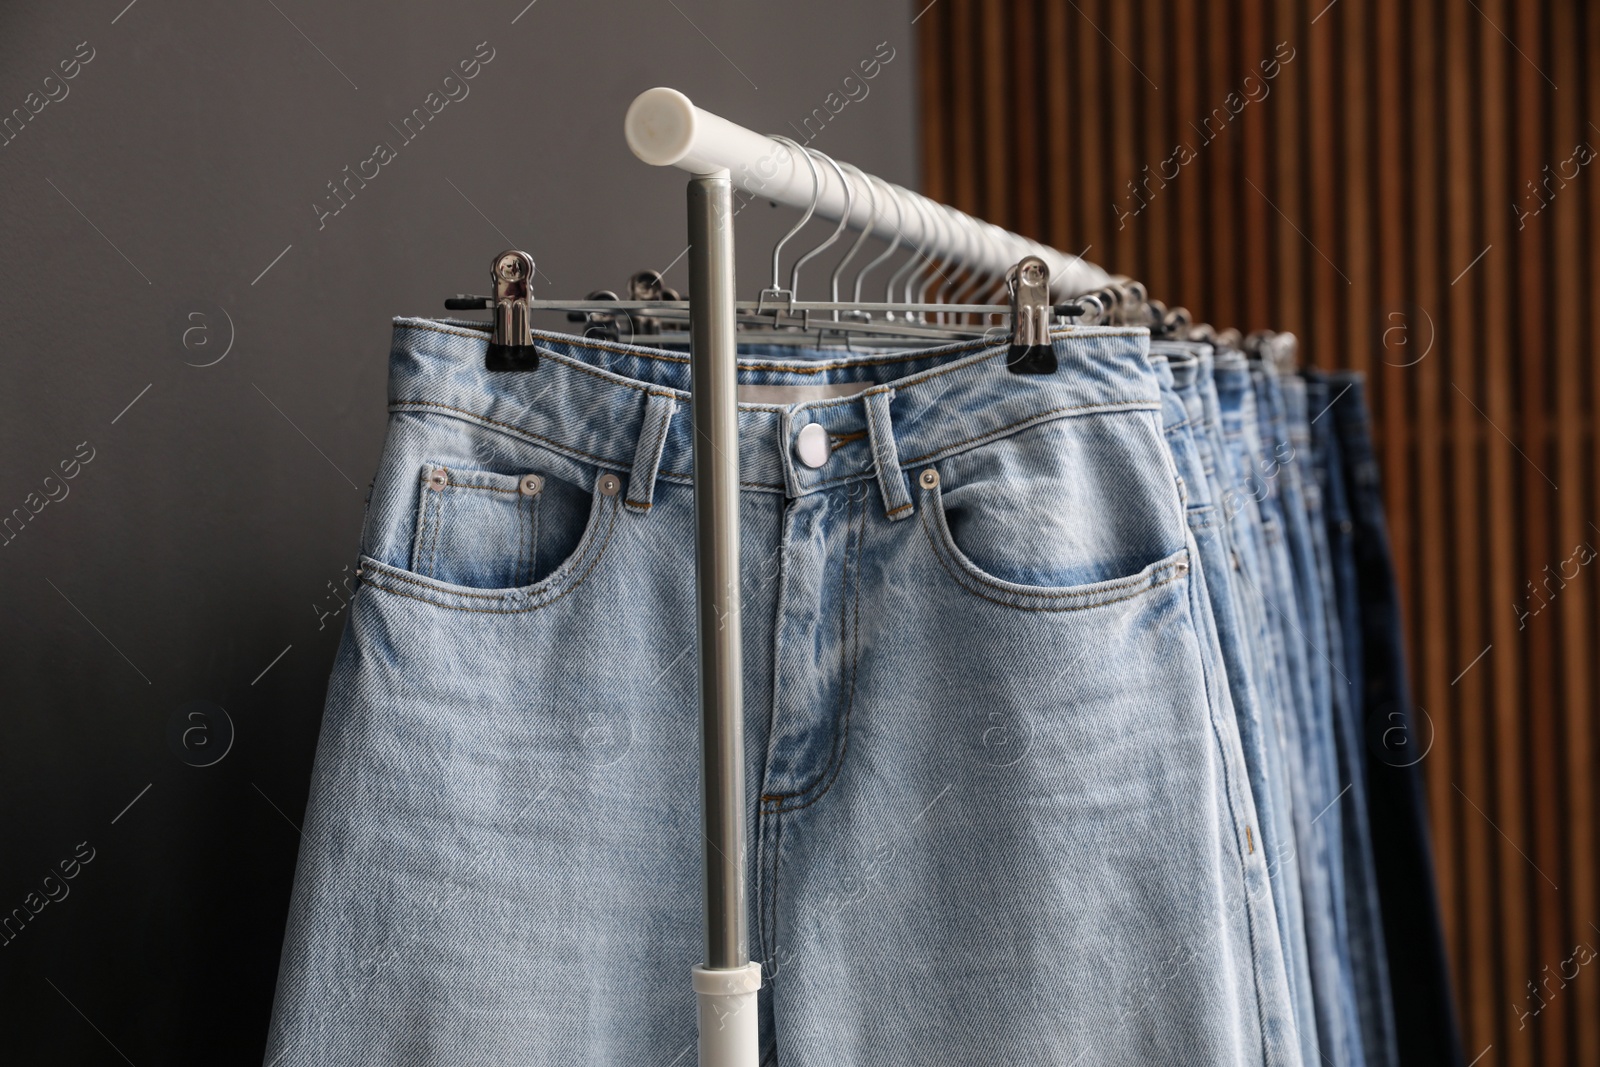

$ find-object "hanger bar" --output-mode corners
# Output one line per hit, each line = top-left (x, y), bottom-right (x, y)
(447, 296), (1021, 315)
(623, 88), (1114, 303)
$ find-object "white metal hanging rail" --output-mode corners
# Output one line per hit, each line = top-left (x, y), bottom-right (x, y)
(623, 88), (1114, 303)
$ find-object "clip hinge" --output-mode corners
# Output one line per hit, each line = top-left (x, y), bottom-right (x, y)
(627, 270), (679, 335)
(1007, 256), (1056, 375)
(486, 250), (538, 371)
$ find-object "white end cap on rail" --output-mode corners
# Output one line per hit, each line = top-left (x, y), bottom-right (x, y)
(627, 87), (746, 178)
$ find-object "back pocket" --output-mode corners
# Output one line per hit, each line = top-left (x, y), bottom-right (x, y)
(410, 463), (592, 589)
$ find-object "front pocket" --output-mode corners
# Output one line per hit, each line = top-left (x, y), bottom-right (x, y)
(912, 410), (1190, 612)
(919, 474), (1191, 612)
(410, 463), (596, 590)
(915, 411), (1186, 590)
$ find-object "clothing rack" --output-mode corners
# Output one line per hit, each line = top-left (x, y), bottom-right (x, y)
(622, 87), (1127, 1067)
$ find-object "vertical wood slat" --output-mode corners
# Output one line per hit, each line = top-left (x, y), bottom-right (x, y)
(946, 0), (978, 214)
(1236, 0), (1270, 332)
(1041, 0), (1073, 254)
(915, 2), (1600, 1064)
(977, 3), (1009, 227)
(1137, 0), (1173, 304)
(1304, 0), (1339, 369)
(1169, 0), (1203, 313)
(1406, 0), (1478, 1043)
(1548, 0), (1597, 1059)
(1510, 0), (1563, 1060)
(1009, 1), (1041, 241)
(1446, 3), (1521, 1061)
(1581, 4), (1600, 1061)
(1474, 0), (1518, 1056)
(1271, 0), (1304, 345)
(1105, 0), (1137, 272)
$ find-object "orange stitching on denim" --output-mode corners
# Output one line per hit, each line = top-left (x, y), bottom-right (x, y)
(923, 526), (1188, 613)
(654, 473), (787, 490)
(441, 481), (520, 494)
(898, 400), (1158, 467)
(366, 498), (618, 609)
(425, 488), (443, 578)
(544, 351), (679, 390)
(920, 502), (1187, 611)
(518, 489), (531, 588)
(401, 323), (494, 342)
(885, 502), (913, 516)
(764, 492), (865, 814)
(925, 487), (1184, 600)
(627, 396), (675, 511)
(393, 400), (621, 465)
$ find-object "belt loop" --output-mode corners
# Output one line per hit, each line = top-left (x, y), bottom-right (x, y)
(864, 388), (913, 521)
(625, 391), (678, 514)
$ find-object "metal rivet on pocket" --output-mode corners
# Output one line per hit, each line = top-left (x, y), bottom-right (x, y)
(598, 473), (621, 497)
(425, 467), (448, 491)
(918, 468), (940, 490)
(519, 473), (545, 496)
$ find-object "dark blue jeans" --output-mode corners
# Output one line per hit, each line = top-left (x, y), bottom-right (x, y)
(1304, 373), (1399, 1067)
(1327, 373), (1465, 1067)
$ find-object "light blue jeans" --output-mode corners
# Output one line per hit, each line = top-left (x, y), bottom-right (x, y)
(1253, 364), (1364, 1067)
(1151, 348), (1303, 1067)
(1212, 352), (1323, 1067)
(1157, 342), (1321, 1067)
(264, 320), (1294, 1065)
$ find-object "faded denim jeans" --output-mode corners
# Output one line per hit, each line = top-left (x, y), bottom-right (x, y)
(265, 320), (1296, 1065)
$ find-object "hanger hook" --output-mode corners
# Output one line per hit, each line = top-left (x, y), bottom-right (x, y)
(980, 224), (1023, 323)
(909, 198), (952, 316)
(828, 163), (876, 317)
(885, 187), (932, 317)
(765, 136), (819, 296)
(949, 213), (994, 320)
(928, 206), (960, 326)
(852, 174), (903, 304)
(787, 148), (854, 298)
(942, 208), (985, 316)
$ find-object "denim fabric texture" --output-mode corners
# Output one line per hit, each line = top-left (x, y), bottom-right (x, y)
(1213, 353), (1325, 1067)
(1151, 349), (1301, 1067)
(1327, 374), (1465, 1067)
(1167, 345), (1322, 1067)
(1250, 363), (1365, 1067)
(1279, 375), (1370, 1067)
(264, 321), (1288, 1066)
(1304, 373), (1399, 1067)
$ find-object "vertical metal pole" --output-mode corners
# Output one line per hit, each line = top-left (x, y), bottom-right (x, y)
(687, 173), (760, 1067)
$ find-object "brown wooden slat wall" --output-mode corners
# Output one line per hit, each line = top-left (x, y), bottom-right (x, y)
(917, 3), (1599, 1064)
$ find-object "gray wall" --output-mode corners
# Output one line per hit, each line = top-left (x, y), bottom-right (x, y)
(0, 1), (916, 1060)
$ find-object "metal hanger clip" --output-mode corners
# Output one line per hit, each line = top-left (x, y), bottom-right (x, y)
(1006, 256), (1056, 375)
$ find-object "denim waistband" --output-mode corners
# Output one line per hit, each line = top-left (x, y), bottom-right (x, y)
(1212, 349), (1259, 442)
(1280, 375), (1312, 450)
(1151, 340), (1214, 422)
(1326, 372), (1374, 465)
(388, 318), (1160, 517)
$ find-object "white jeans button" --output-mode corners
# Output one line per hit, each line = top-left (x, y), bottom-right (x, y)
(795, 423), (830, 468)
